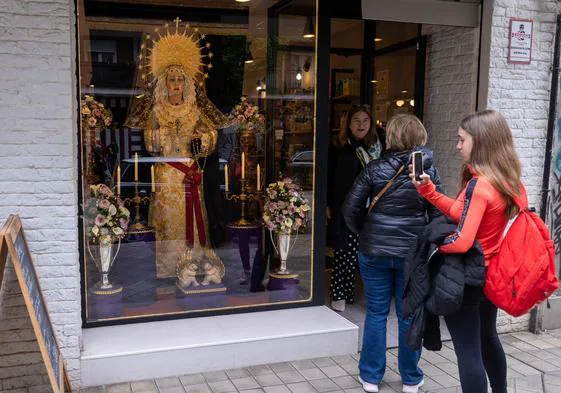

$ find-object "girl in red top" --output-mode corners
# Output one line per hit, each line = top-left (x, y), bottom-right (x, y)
(412, 110), (523, 393)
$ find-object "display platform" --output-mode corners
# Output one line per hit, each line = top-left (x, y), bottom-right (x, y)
(81, 306), (359, 387)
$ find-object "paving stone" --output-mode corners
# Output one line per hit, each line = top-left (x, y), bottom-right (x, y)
(513, 374), (544, 392)
(159, 388), (187, 393)
(342, 388), (364, 393)
(421, 363), (448, 377)
(157, 378), (184, 389)
(80, 388), (105, 393)
(271, 362), (297, 374)
(382, 369), (401, 383)
(208, 380), (237, 393)
(204, 371), (229, 382)
(339, 362), (359, 376)
(526, 360), (561, 373)
(419, 376), (443, 392)
(131, 380), (158, 393)
(231, 377), (261, 391)
(433, 362), (457, 375)
(240, 389), (266, 393)
(331, 376), (360, 389)
(180, 374), (206, 386)
(226, 368), (251, 379)
(510, 362), (543, 376)
(250, 365), (275, 376)
(263, 385), (292, 393)
(256, 374), (284, 387)
(319, 365), (347, 378)
(308, 378), (341, 393)
(184, 384), (212, 393)
(312, 358), (337, 368)
(106, 384), (132, 393)
(429, 374), (460, 388)
(331, 355), (356, 366)
(299, 368), (327, 381)
(286, 381), (318, 393)
(276, 371), (306, 384)
(292, 360), (318, 371)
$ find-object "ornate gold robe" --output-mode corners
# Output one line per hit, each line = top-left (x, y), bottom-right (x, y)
(145, 101), (218, 278)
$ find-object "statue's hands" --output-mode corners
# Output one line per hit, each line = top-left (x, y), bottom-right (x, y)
(191, 138), (203, 156)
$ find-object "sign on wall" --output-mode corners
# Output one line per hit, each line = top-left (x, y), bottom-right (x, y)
(508, 18), (533, 64)
(0, 215), (70, 393)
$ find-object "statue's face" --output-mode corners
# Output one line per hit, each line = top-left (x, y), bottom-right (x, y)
(166, 70), (185, 102)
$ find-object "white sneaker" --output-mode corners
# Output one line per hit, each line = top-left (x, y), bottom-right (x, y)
(402, 379), (424, 393)
(331, 299), (346, 312)
(358, 376), (379, 393)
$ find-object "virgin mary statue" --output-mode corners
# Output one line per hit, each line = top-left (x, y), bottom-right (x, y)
(142, 21), (229, 279)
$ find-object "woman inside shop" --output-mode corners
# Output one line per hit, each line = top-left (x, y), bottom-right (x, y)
(342, 114), (442, 393)
(327, 104), (383, 312)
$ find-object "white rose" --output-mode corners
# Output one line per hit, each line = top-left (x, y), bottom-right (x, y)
(92, 226), (99, 236)
(108, 204), (117, 216)
(113, 227), (124, 236)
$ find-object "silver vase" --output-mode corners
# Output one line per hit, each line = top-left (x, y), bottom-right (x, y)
(278, 233), (291, 274)
(88, 238), (122, 294)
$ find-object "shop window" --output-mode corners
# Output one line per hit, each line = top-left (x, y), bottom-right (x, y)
(77, 0), (318, 325)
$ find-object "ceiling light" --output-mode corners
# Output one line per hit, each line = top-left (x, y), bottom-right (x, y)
(401, 90), (408, 94)
(235, 0), (251, 3)
(410, 99), (415, 107)
(396, 100), (405, 107)
(370, 80), (378, 83)
(244, 42), (254, 64)
(303, 16), (315, 38)
(296, 69), (302, 81)
(374, 37), (383, 42)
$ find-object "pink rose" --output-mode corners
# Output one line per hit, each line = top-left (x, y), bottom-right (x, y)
(98, 199), (110, 209)
(95, 214), (106, 227)
(104, 117), (112, 126)
(119, 218), (129, 231)
(93, 108), (101, 117)
(99, 184), (112, 196)
(88, 117), (97, 127)
(117, 198), (124, 208)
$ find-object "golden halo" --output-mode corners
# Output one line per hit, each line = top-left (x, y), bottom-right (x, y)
(147, 19), (211, 81)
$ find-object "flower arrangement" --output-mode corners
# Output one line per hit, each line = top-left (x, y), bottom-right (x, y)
(87, 184), (130, 245)
(81, 95), (113, 129)
(228, 96), (265, 133)
(263, 178), (311, 234)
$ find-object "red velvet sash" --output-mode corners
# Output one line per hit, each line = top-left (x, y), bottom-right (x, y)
(166, 162), (207, 247)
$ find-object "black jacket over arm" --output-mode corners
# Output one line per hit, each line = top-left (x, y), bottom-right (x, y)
(402, 216), (486, 351)
(341, 147), (443, 258)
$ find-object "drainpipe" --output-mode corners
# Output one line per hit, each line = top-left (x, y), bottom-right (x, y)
(539, 14), (561, 221)
(531, 14), (561, 334)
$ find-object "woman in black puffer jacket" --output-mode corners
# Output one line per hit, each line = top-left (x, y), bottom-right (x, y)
(342, 114), (442, 393)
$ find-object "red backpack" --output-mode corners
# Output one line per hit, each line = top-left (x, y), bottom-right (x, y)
(484, 204), (559, 317)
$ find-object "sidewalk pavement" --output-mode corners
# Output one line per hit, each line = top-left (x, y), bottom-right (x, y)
(79, 328), (561, 393)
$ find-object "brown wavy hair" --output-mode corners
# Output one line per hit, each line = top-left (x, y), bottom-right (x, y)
(335, 105), (378, 148)
(385, 114), (427, 152)
(459, 110), (522, 218)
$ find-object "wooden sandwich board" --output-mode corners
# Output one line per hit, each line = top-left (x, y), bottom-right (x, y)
(0, 214), (71, 393)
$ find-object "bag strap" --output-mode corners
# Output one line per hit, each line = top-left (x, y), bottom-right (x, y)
(367, 164), (406, 214)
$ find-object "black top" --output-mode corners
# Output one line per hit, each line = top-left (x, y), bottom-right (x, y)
(342, 147), (443, 258)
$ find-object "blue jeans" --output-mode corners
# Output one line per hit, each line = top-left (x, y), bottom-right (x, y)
(358, 252), (423, 385)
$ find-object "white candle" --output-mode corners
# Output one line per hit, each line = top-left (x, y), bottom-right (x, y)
(151, 165), (155, 193)
(134, 153), (139, 181)
(241, 152), (245, 179)
(224, 164), (229, 192)
(117, 165), (121, 195)
(257, 164), (261, 191)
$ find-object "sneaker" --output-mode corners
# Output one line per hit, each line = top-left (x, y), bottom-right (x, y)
(358, 376), (379, 393)
(331, 299), (346, 312)
(402, 379), (424, 393)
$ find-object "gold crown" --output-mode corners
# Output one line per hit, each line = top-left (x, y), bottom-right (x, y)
(141, 18), (213, 85)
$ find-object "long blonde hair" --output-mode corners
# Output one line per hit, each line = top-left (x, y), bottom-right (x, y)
(459, 110), (522, 217)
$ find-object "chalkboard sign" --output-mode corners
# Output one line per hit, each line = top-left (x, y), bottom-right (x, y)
(0, 215), (69, 393)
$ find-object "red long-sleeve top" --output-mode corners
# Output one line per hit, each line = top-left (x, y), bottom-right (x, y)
(417, 175), (525, 264)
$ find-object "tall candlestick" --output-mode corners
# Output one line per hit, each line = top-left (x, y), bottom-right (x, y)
(224, 164), (229, 192)
(134, 153), (139, 181)
(241, 152), (245, 179)
(117, 165), (121, 195)
(257, 164), (261, 191)
(151, 165), (155, 193)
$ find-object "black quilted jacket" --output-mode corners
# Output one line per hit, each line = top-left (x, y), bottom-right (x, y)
(341, 147), (443, 258)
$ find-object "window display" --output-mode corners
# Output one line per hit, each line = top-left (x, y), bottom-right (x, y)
(78, 0), (318, 325)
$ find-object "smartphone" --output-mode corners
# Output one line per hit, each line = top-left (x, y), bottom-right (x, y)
(412, 151), (424, 181)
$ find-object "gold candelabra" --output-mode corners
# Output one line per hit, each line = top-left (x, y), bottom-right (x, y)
(225, 178), (263, 227)
(120, 182), (152, 231)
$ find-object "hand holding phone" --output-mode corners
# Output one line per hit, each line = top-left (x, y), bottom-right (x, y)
(412, 151), (424, 182)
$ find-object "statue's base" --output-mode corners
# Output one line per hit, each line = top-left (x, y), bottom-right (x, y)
(175, 283), (227, 310)
(176, 282), (227, 296)
(267, 271), (299, 291)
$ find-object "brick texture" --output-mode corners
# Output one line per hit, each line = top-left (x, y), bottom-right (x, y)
(0, 0), (81, 389)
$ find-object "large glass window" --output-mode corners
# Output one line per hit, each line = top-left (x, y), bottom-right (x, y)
(78, 0), (318, 325)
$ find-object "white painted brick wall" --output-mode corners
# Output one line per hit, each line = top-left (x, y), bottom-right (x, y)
(0, 264), (54, 393)
(423, 25), (480, 196)
(0, 0), (81, 389)
(487, 0), (561, 331)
